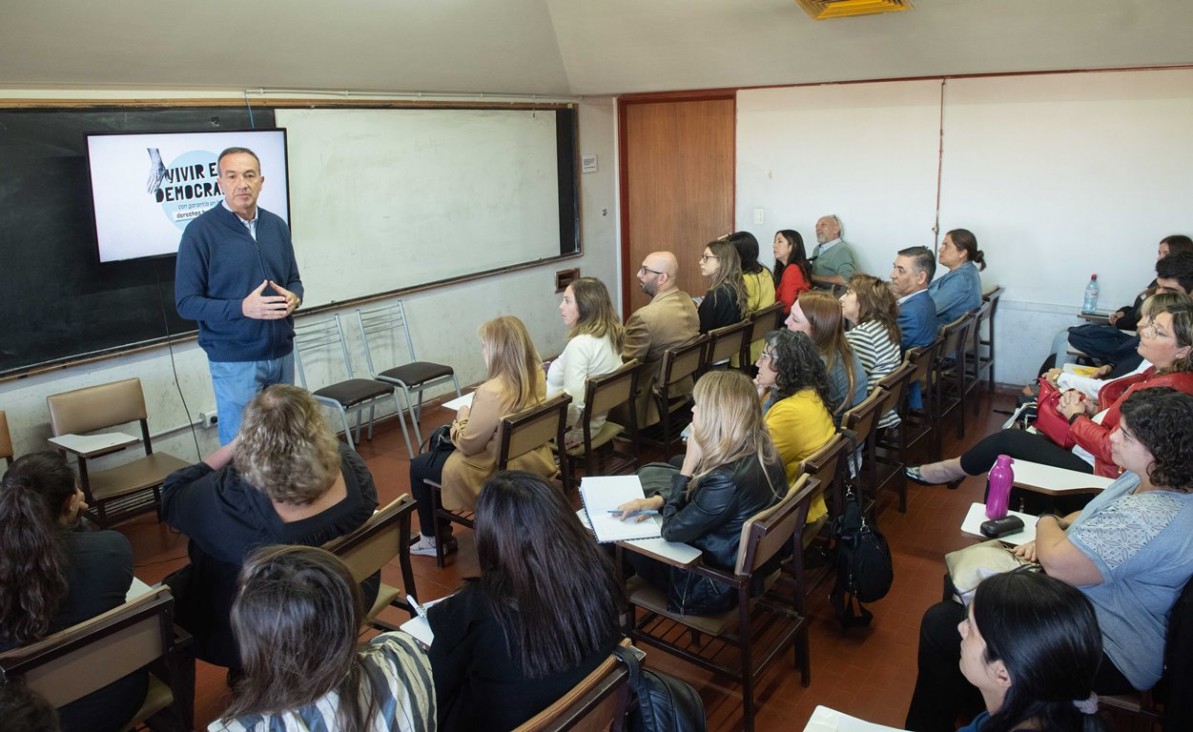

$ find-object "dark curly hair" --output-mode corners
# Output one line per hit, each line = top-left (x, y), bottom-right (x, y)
(763, 329), (833, 408)
(1117, 386), (1193, 491)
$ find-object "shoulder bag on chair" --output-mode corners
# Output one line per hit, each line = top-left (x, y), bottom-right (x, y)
(829, 487), (894, 628)
(613, 645), (707, 732)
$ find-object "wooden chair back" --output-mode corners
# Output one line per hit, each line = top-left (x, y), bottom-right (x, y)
(512, 640), (633, 732)
(657, 335), (709, 393)
(46, 377), (148, 437)
(706, 319), (752, 367)
(0, 410), (12, 467)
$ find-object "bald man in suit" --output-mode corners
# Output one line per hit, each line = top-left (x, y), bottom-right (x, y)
(622, 251), (700, 427)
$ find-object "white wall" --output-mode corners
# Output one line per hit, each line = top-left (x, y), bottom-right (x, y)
(0, 95), (620, 464)
(735, 69), (1193, 384)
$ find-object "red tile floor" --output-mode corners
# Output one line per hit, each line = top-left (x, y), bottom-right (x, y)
(121, 389), (1015, 731)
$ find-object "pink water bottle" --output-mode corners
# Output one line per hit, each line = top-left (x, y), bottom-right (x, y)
(986, 455), (1014, 519)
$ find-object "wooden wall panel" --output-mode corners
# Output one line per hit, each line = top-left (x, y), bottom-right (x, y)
(618, 96), (735, 315)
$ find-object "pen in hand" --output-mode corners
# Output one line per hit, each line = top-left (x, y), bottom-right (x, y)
(607, 509), (659, 518)
(408, 596), (426, 619)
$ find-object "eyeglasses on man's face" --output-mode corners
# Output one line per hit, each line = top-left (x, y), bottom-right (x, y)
(638, 265), (663, 276)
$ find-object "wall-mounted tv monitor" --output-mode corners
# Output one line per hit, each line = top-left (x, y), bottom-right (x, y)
(85, 129), (289, 263)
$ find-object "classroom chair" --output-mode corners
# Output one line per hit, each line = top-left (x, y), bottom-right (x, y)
(45, 378), (190, 527)
(324, 493), (419, 631)
(0, 587), (195, 732)
(841, 387), (886, 519)
(933, 311), (977, 443)
(354, 302), (462, 457)
(741, 301), (785, 367)
(873, 360), (917, 513)
(644, 334), (709, 454)
(704, 319), (752, 371)
(511, 639), (634, 732)
(560, 359), (642, 479)
(623, 474), (818, 732)
(427, 393), (571, 568)
(293, 316), (400, 452)
(975, 285), (1005, 397)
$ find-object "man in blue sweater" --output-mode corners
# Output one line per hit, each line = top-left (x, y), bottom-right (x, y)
(175, 147), (303, 444)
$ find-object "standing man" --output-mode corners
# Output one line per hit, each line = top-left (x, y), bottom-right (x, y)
(890, 246), (938, 351)
(176, 147), (303, 445)
(810, 215), (857, 292)
(622, 251), (700, 428)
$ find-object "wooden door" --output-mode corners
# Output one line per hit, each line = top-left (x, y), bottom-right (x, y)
(618, 95), (736, 316)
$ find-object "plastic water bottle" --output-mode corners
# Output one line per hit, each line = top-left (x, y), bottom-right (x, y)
(986, 455), (1014, 520)
(1082, 274), (1100, 313)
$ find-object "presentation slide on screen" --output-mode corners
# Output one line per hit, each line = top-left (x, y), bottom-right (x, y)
(86, 129), (289, 262)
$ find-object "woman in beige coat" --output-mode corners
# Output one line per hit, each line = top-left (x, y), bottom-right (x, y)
(409, 315), (556, 556)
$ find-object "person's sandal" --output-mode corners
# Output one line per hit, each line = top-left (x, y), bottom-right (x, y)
(905, 465), (963, 490)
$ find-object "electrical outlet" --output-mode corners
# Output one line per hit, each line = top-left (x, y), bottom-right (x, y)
(199, 411), (218, 428)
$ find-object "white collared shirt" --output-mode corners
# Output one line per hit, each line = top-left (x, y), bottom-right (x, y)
(897, 288), (928, 305)
(221, 200), (258, 241)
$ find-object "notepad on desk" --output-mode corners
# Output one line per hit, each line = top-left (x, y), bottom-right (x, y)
(441, 392), (474, 411)
(579, 475), (663, 543)
(48, 431), (139, 456)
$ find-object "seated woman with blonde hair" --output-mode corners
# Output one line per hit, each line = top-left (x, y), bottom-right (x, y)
(549, 276), (624, 448)
(163, 385), (378, 673)
(408, 315), (555, 556)
(210, 546), (434, 731)
(616, 370), (787, 615)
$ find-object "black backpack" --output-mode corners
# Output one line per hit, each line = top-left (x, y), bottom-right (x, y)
(829, 487), (893, 628)
(613, 645), (707, 732)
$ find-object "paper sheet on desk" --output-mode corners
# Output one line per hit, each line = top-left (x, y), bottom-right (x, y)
(575, 510), (700, 564)
(803, 705), (903, 732)
(441, 392), (474, 411)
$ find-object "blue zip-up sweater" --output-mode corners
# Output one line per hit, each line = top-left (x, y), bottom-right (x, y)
(175, 204), (304, 362)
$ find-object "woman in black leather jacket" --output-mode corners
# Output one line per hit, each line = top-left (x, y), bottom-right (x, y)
(617, 370), (787, 614)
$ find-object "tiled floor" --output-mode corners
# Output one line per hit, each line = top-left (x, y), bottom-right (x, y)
(122, 389), (1015, 731)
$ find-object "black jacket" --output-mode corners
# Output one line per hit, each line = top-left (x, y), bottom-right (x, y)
(654, 454), (786, 614)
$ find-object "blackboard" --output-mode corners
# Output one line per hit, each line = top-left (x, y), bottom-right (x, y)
(0, 107), (268, 377)
(0, 104), (579, 378)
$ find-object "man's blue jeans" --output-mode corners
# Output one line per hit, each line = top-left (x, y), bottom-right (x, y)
(209, 354), (295, 445)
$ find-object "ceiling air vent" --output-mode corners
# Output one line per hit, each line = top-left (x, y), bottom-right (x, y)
(795, 0), (912, 20)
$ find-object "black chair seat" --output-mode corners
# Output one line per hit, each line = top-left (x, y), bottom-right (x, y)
(379, 361), (454, 387)
(315, 378), (394, 408)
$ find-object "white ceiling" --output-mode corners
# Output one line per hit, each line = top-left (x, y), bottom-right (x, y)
(2, 0), (1192, 96)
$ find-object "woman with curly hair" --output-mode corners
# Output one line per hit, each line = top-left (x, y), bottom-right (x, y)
(754, 329), (836, 523)
(697, 239), (748, 334)
(785, 289), (866, 426)
(906, 387), (1193, 731)
(429, 471), (622, 730)
(163, 385), (378, 674)
(0, 452), (144, 732)
(841, 273), (903, 429)
(549, 277), (624, 448)
(616, 370), (787, 615)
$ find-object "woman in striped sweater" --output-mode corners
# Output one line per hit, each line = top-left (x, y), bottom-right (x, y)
(840, 274), (903, 429)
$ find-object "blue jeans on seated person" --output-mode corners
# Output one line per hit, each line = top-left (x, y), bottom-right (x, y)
(210, 355), (294, 445)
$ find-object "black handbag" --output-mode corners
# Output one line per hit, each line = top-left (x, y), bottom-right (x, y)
(420, 424), (455, 459)
(829, 487), (893, 628)
(613, 645), (707, 732)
